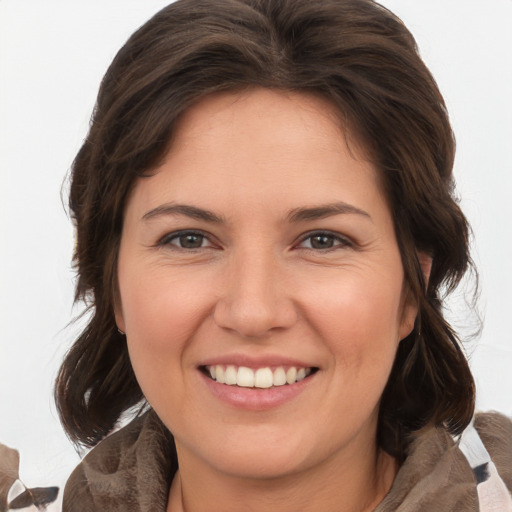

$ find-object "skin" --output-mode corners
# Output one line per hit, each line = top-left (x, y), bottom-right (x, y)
(115, 89), (418, 512)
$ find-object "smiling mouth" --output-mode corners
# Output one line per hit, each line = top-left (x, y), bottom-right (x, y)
(201, 365), (318, 389)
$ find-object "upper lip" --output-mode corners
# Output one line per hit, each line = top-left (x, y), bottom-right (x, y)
(198, 354), (318, 370)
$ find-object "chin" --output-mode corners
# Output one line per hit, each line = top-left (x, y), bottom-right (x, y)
(211, 447), (311, 480)
(174, 420), (319, 480)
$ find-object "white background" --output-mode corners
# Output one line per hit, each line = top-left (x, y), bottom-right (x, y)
(1, 1), (511, 510)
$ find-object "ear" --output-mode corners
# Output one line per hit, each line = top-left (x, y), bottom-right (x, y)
(399, 251), (433, 341)
(115, 308), (126, 333)
(113, 291), (126, 333)
(399, 292), (417, 341)
(417, 251), (433, 287)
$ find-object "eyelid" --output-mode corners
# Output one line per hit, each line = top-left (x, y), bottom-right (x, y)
(295, 230), (354, 250)
(156, 229), (219, 249)
(154, 229), (353, 251)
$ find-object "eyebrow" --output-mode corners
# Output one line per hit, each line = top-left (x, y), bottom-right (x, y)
(286, 202), (372, 223)
(142, 201), (371, 224)
(142, 203), (225, 223)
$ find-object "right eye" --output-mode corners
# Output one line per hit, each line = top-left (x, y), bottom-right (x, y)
(159, 230), (213, 250)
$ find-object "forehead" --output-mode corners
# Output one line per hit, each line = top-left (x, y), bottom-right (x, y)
(126, 88), (387, 222)
(171, 88), (367, 161)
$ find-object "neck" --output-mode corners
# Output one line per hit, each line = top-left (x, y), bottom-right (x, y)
(167, 443), (397, 512)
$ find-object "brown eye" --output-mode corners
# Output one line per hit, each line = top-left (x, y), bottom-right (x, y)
(298, 232), (352, 251)
(160, 231), (212, 249)
(310, 234), (335, 249)
(177, 234), (205, 248)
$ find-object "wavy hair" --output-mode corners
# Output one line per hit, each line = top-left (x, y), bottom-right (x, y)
(55, 0), (476, 460)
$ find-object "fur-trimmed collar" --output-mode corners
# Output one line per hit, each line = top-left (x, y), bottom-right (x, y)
(63, 412), (512, 511)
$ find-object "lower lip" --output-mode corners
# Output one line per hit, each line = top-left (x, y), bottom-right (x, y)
(199, 371), (315, 411)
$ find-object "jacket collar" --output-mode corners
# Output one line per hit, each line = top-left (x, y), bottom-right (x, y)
(64, 409), (479, 511)
(64, 410), (176, 512)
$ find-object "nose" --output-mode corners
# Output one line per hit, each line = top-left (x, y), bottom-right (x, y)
(213, 249), (298, 338)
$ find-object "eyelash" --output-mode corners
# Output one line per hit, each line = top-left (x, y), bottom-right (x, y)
(296, 231), (354, 251)
(157, 229), (354, 253)
(157, 230), (215, 250)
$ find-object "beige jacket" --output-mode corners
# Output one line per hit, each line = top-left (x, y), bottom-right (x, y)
(63, 411), (512, 511)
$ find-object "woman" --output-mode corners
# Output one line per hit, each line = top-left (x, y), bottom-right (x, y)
(56, 0), (512, 510)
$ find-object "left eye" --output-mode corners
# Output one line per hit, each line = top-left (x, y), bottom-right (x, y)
(161, 231), (212, 249)
(298, 232), (351, 250)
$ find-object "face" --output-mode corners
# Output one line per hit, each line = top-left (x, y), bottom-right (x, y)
(116, 89), (416, 481)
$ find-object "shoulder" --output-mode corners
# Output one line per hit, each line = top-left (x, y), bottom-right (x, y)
(473, 411), (512, 492)
(62, 410), (177, 512)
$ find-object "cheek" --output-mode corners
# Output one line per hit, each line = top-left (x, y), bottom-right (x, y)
(303, 269), (404, 371)
(121, 266), (202, 336)
(118, 267), (212, 380)
(118, 268), (216, 419)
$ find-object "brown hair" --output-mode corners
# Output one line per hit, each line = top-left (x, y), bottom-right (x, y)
(55, 0), (475, 460)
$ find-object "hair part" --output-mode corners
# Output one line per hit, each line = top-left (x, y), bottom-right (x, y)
(55, 0), (476, 459)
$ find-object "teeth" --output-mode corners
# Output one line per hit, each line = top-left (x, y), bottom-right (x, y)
(237, 366), (255, 387)
(225, 365), (237, 385)
(286, 367), (297, 384)
(216, 366), (226, 384)
(205, 365), (314, 388)
(255, 368), (273, 388)
(273, 367), (287, 386)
